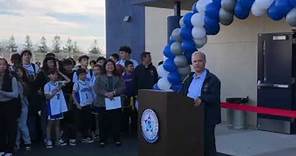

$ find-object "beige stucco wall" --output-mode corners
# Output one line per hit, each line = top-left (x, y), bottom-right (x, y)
(145, 7), (291, 127)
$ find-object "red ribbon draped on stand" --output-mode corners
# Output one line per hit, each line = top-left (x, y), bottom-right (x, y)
(221, 102), (296, 118)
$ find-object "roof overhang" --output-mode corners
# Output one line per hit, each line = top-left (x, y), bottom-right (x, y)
(132, 0), (196, 10)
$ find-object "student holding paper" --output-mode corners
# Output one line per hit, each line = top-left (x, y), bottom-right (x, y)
(44, 70), (70, 148)
(94, 59), (125, 147)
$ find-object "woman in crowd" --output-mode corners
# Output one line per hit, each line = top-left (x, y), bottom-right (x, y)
(94, 59), (125, 147)
(33, 56), (59, 143)
(0, 58), (21, 156)
(60, 59), (77, 146)
(15, 66), (32, 151)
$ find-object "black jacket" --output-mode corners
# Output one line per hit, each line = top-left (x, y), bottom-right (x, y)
(135, 63), (158, 94)
(181, 69), (221, 125)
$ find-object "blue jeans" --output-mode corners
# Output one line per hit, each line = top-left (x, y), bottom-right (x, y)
(16, 98), (31, 147)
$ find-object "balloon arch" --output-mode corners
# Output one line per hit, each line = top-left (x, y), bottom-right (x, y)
(155, 0), (296, 91)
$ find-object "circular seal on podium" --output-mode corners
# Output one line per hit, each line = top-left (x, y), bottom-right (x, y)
(141, 109), (159, 143)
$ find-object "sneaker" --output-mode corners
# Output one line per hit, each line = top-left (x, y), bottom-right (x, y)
(86, 137), (94, 143)
(115, 141), (121, 146)
(14, 145), (20, 151)
(99, 142), (105, 147)
(24, 144), (31, 151)
(46, 140), (53, 149)
(56, 139), (67, 146)
(69, 139), (77, 146)
(4, 153), (12, 156)
(81, 138), (88, 143)
(81, 137), (93, 143)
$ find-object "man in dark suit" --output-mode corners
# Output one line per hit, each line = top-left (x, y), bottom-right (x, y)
(181, 51), (221, 156)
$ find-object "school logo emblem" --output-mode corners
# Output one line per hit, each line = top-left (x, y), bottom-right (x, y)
(141, 109), (159, 144)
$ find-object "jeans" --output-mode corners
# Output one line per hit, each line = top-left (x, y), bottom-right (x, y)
(16, 98), (31, 147)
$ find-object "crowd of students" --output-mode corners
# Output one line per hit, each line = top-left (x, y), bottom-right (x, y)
(0, 46), (159, 156)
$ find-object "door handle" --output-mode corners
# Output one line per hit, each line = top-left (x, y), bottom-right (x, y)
(257, 82), (289, 89)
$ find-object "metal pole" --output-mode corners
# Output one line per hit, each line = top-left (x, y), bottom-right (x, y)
(174, 1), (181, 17)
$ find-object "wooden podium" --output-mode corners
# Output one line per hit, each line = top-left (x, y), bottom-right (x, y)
(138, 89), (204, 156)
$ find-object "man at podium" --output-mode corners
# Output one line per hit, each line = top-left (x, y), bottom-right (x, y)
(181, 51), (221, 156)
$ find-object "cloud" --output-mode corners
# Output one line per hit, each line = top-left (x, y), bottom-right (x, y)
(0, 0), (105, 52)
(0, 10), (23, 16)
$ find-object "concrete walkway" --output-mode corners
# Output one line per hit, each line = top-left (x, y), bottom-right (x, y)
(216, 124), (296, 156)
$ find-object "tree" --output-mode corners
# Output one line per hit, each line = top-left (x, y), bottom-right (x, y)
(38, 36), (49, 53)
(23, 35), (33, 51)
(73, 41), (80, 53)
(7, 35), (17, 53)
(52, 35), (61, 53)
(89, 39), (102, 55)
(0, 41), (5, 52)
(63, 38), (73, 53)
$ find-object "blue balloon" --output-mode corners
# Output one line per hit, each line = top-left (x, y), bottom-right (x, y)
(274, 0), (293, 16)
(212, 0), (222, 4)
(234, 3), (250, 19)
(267, 3), (284, 20)
(183, 12), (194, 27)
(205, 2), (221, 19)
(204, 16), (220, 35)
(163, 44), (175, 58)
(168, 71), (181, 85)
(163, 59), (177, 72)
(171, 84), (183, 92)
(153, 83), (160, 90)
(238, 0), (254, 9)
(180, 26), (193, 40)
(192, 2), (198, 13)
(290, 0), (296, 7)
(182, 40), (196, 53)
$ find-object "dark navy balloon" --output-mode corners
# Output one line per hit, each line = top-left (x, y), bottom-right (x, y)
(183, 12), (194, 27)
(180, 26), (193, 40)
(182, 40), (196, 53)
(163, 44), (175, 58)
(204, 16), (220, 35)
(163, 59), (177, 72)
(168, 71), (181, 85)
(234, 3), (250, 19)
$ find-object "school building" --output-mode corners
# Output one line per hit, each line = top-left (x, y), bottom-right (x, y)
(105, 0), (294, 129)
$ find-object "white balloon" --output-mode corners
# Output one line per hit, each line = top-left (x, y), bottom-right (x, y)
(170, 42), (183, 55)
(157, 64), (169, 78)
(286, 8), (296, 27)
(194, 36), (208, 48)
(192, 27), (206, 40)
(163, 56), (168, 61)
(157, 77), (172, 90)
(196, 0), (213, 12)
(174, 55), (188, 67)
(255, 0), (275, 10)
(171, 28), (182, 42)
(251, 4), (266, 16)
(179, 17), (184, 27)
(191, 13), (205, 27)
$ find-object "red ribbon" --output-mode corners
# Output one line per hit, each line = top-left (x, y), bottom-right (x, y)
(221, 102), (296, 118)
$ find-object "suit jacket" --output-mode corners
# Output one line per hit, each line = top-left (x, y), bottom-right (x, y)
(181, 69), (221, 125)
(93, 74), (126, 107)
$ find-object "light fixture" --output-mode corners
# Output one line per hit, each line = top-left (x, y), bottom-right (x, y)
(123, 16), (131, 22)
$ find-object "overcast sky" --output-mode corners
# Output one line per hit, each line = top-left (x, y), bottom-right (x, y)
(0, 0), (106, 53)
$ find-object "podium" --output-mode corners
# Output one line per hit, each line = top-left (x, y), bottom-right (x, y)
(138, 89), (204, 156)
